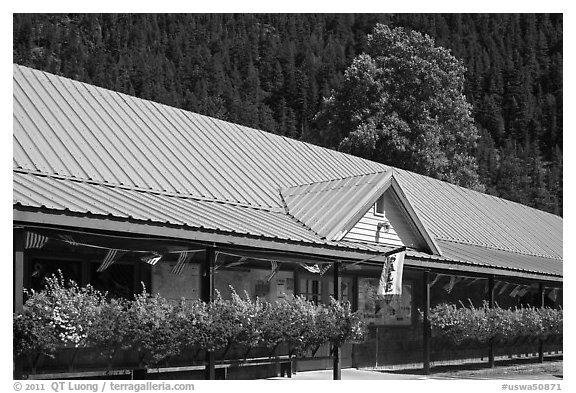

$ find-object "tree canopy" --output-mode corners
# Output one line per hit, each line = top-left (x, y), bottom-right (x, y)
(315, 25), (483, 190)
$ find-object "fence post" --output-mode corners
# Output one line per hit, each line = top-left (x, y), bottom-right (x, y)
(202, 246), (216, 380)
(422, 270), (431, 375)
(488, 275), (495, 368)
(333, 261), (341, 380)
(538, 282), (544, 363)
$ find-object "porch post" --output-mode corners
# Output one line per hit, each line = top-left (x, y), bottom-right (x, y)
(538, 282), (544, 363)
(14, 228), (25, 314)
(488, 275), (495, 368)
(202, 246), (216, 380)
(13, 228), (25, 380)
(422, 270), (431, 375)
(333, 261), (341, 380)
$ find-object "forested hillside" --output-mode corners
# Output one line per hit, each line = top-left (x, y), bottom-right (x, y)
(13, 14), (563, 215)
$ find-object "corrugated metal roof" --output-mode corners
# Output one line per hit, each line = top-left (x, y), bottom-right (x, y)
(12, 64), (562, 277)
(13, 172), (323, 244)
(13, 64), (384, 210)
(394, 169), (563, 260)
(437, 239), (562, 276)
(281, 171), (391, 239)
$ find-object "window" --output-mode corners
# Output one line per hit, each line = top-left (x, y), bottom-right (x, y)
(374, 195), (385, 216)
(357, 278), (413, 326)
(300, 279), (322, 303)
(27, 258), (82, 293)
(329, 280), (351, 303)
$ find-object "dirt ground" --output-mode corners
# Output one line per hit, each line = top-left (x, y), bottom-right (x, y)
(387, 357), (563, 379)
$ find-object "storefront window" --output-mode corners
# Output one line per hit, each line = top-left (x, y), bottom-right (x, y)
(90, 262), (136, 298)
(329, 280), (351, 303)
(358, 277), (412, 325)
(27, 258), (82, 293)
(300, 278), (322, 303)
(213, 267), (294, 301)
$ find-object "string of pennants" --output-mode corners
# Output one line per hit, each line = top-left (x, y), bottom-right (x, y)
(23, 231), (335, 279)
(22, 231), (561, 301)
(428, 273), (561, 300)
(24, 231), (205, 275)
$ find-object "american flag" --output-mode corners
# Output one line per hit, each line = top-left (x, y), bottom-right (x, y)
(171, 251), (190, 275)
(319, 264), (331, 276)
(265, 261), (279, 282)
(142, 253), (162, 265)
(97, 249), (123, 272)
(443, 276), (457, 294)
(25, 232), (48, 249)
(59, 234), (80, 246)
(299, 263), (321, 274)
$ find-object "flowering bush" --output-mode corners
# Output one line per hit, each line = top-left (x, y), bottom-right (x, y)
(14, 274), (366, 366)
(124, 289), (183, 365)
(322, 298), (366, 346)
(86, 297), (131, 351)
(260, 295), (318, 355)
(13, 271), (107, 357)
(428, 302), (563, 344)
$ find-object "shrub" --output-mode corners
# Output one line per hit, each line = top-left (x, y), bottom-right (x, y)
(14, 274), (366, 364)
(124, 288), (184, 366)
(14, 271), (107, 357)
(428, 302), (563, 345)
(322, 298), (366, 345)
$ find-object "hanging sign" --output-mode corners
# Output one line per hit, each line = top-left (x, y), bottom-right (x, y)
(377, 250), (406, 296)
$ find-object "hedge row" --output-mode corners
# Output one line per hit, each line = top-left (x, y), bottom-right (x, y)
(428, 302), (562, 344)
(13, 273), (366, 365)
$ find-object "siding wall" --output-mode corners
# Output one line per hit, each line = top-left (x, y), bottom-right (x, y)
(343, 190), (427, 250)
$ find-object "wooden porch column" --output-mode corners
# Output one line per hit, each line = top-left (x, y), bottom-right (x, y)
(202, 246), (216, 380)
(422, 270), (431, 375)
(333, 261), (341, 380)
(538, 282), (545, 363)
(14, 228), (25, 380)
(14, 228), (25, 314)
(488, 275), (495, 368)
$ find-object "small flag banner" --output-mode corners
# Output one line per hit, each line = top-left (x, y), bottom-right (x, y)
(466, 278), (481, 286)
(517, 286), (529, 297)
(547, 288), (559, 302)
(509, 285), (522, 297)
(266, 261), (280, 282)
(171, 251), (191, 275)
(443, 276), (460, 294)
(319, 264), (331, 276)
(225, 257), (248, 269)
(429, 274), (442, 288)
(96, 249), (124, 272)
(300, 263), (321, 274)
(59, 234), (80, 246)
(25, 232), (49, 249)
(498, 283), (510, 295)
(142, 253), (162, 266)
(377, 250), (405, 296)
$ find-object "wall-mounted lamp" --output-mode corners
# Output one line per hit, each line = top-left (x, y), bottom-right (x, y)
(377, 221), (391, 233)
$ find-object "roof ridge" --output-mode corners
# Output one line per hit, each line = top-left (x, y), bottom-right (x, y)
(13, 168), (282, 213)
(281, 169), (390, 192)
(436, 237), (562, 261)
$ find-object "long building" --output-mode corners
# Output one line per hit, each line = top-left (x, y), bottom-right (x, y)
(13, 64), (562, 379)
